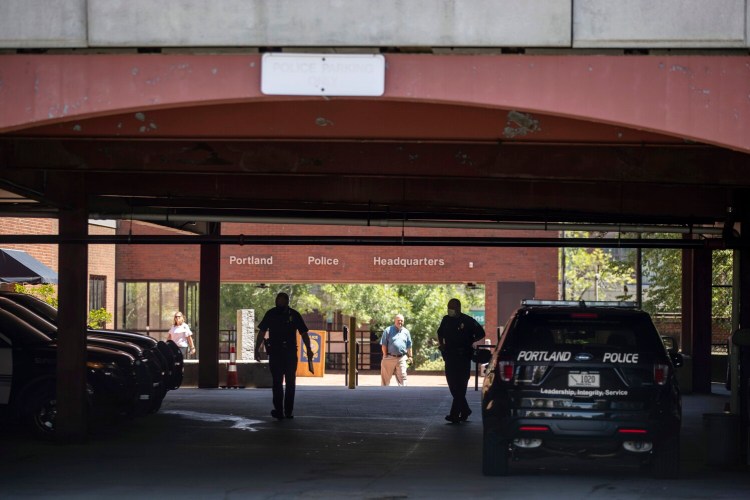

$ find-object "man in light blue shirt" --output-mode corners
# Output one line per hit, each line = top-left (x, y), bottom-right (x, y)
(380, 314), (413, 386)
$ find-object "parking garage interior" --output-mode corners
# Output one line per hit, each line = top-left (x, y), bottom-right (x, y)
(0, 4), (749, 454)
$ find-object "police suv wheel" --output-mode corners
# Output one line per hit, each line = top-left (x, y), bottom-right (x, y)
(149, 393), (164, 414)
(482, 427), (510, 476)
(25, 389), (57, 439)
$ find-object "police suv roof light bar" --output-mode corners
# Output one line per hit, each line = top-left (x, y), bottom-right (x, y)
(521, 299), (638, 308)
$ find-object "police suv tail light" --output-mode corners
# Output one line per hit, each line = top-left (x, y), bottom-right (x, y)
(653, 364), (669, 385)
(498, 360), (514, 382)
(618, 428), (647, 435)
(519, 425), (550, 432)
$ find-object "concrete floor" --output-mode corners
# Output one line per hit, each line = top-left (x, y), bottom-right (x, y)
(1, 376), (748, 499)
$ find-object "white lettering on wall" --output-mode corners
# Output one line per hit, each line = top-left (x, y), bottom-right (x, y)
(228, 255), (273, 265)
(373, 257), (446, 267)
(308, 256), (339, 266)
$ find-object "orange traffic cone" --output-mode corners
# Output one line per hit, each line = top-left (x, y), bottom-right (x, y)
(222, 345), (244, 388)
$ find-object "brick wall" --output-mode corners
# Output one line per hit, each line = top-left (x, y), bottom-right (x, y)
(117, 221), (559, 334)
(0, 218), (116, 327)
(0, 218), (58, 268)
(88, 223), (116, 328)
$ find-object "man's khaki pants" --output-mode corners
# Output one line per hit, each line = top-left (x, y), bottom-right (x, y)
(381, 354), (408, 386)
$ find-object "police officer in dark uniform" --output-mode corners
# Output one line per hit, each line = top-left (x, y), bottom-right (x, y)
(255, 292), (313, 420)
(437, 298), (485, 423)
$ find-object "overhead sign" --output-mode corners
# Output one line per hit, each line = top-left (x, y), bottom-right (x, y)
(261, 53), (385, 96)
(468, 309), (485, 326)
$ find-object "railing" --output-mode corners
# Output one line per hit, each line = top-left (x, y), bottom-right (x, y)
(219, 329), (236, 360)
(325, 330), (376, 371)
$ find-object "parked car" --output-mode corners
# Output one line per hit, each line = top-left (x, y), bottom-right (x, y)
(0, 309), (155, 438)
(0, 291), (183, 392)
(482, 300), (683, 478)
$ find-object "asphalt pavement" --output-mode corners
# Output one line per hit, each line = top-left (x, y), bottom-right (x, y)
(1, 376), (748, 499)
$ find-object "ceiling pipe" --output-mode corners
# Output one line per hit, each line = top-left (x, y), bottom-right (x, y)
(89, 213), (724, 236)
(0, 234), (719, 249)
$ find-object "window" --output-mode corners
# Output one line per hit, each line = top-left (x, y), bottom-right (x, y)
(89, 275), (106, 311)
(116, 281), (188, 333)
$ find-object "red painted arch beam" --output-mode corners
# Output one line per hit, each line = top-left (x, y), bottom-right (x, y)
(1, 54), (748, 152)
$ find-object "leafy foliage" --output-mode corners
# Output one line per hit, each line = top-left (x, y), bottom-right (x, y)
(219, 283), (320, 329)
(561, 232), (633, 301)
(563, 232), (734, 330)
(14, 283), (114, 328)
(87, 307), (113, 329)
(14, 283), (58, 307)
(640, 237), (683, 314)
(219, 282), (484, 368)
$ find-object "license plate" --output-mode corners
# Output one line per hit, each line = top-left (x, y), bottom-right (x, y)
(568, 371), (600, 388)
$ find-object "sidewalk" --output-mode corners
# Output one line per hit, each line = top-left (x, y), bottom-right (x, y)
(296, 371), (448, 387)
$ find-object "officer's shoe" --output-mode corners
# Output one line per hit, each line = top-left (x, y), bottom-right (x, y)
(445, 414), (461, 424)
(271, 409), (284, 420)
(459, 409), (472, 422)
(284, 413), (294, 419)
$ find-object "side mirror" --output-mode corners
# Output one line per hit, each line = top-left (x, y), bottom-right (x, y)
(661, 335), (678, 353)
(732, 328), (750, 347)
(473, 348), (492, 364)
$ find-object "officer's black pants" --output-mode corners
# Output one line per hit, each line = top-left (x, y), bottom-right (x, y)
(269, 350), (298, 414)
(444, 352), (472, 417)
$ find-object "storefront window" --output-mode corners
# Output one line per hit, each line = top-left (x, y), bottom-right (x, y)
(116, 281), (184, 335)
(117, 281), (148, 330)
(149, 282), (180, 330)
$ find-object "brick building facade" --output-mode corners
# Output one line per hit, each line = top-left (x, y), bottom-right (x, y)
(116, 220), (560, 337)
(0, 217), (116, 328)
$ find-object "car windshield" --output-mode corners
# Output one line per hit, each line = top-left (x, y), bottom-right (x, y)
(506, 311), (665, 353)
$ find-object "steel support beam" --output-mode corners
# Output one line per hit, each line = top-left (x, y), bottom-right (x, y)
(56, 190), (89, 441)
(197, 222), (221, 388)
(682, 245), (713, 394)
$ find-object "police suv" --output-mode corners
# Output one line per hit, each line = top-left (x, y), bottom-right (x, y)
(482, 300), (683, 478)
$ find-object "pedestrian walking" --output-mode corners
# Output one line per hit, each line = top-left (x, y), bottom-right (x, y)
(255, 292), (313, 420)
(437, 298), (485, 423)
(380, 314), (413, 386)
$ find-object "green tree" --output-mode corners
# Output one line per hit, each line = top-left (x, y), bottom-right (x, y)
(88, 308), (113, 328)
(396, 284), (484, 366)
(562, 232), (633, 301)
(219, 283), (319, 329)
(219, 282), (485, 369)
(14, 283), (58, 307)
(641, 241), (683, 314)
(641, 236), (733, 331)
(318, 284), (411, 328)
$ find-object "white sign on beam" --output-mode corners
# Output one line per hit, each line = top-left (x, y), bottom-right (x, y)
(261, 53), (385, 97)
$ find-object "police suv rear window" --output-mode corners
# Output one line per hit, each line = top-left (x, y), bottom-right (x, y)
(504, 312), (663, 354)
